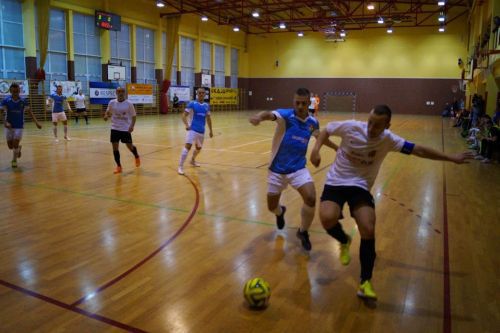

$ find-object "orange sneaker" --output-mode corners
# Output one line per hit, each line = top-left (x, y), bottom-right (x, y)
(113, 166), (122, 174)
(135, 157), (141, 167)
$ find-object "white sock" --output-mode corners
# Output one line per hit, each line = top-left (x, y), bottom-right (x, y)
(179, 147), (189, 167)
(192, 149), (200, 161)
(272, 205), (283, 216)
(300, 204), (315, 231)
(53, 126), (57, 138)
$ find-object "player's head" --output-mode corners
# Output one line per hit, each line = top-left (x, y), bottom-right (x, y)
(196, 87), (206, 102)
(56, 85), (63, 94)
(367, 105), (392, 138)
(79, 90), (83, 95)
(9, 83), (20, 98)
(294, 88), (310, 117)
(116, 87), (126, 101)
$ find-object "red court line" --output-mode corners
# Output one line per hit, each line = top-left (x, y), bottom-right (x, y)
(441, 119), (452, 333)
(0, 279), (147, 333)
(71, 174), (200, 307)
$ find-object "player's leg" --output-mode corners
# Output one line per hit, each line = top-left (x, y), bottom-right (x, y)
(110, 130), (122, 174)
(292, 169), (316, 251)
(124, 133), (140, 167)
(190, 133), (204, 166)
(320, 185), (351, 264)
(52, 113), (58, 141)
(178, 131), (194, 175)
(62, 115), (70, 140)
(83, 110), (89, 124)
(267, 171), (287, 229)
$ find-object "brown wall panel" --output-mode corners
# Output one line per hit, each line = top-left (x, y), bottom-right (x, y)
(246, 78), (463, 115)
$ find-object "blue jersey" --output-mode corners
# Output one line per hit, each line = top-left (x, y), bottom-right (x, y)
(2, 96), (28, 129)
(270, 109), (319, 174)
(186, 101), (210, 134)
(50, 94), (66, 113)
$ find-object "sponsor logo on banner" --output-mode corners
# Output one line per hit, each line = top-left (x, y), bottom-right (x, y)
(49, 81), (82, 101)
(89, 81), (120, 105)
(0, 80), (29, 98)
(126, 84), (153, 104)
(210, 88), (238, 105)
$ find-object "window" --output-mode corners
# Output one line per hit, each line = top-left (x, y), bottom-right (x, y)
(0, 0), (25, 78)
(214, 44), (225, 87)
(73, 13), (101, 92)
(171, 45), (177, 84)
(136, 26), (155, 84)
(38, 9), (68, 81)
(180, 36), (194, 88)
(110, 23), (131, 83)
(201, 41), (211, 74)
(230, 48), (238, 88)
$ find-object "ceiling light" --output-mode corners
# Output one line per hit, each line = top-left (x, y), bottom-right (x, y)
(252, 11), (260, 18)
(438, 1), (445, 6)
(387, 27), (393, 33)
(439, 26), (445, 32)
(233, 26), (240, 32)
(367, 4), (375, 10)
(297, 32), (304, 37)
(156, 1), (165, 7)
(201, 16), (208, 22)
(279, 22), (286, 29)
(377, 17), (384, 24)
(340, 30), (346, 37)
(438, 15), (445, 22)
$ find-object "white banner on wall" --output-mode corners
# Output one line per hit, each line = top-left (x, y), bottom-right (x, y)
(169, 86), (191, 102)
(0, 80), (29, 98)
(201, 74), (211, 87)
(49, 81), (82, 101)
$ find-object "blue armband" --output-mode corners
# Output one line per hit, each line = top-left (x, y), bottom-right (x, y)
(401, 141), (415, 155)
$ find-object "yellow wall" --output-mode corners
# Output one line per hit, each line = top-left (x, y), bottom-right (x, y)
(247, 20), (467, 79)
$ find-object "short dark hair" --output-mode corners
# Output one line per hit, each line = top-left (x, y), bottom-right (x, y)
(56, 85), (62, 88)
(296, 87), (310, 97)
(373, 104), (392, 121)
(9, 83), (20, 89)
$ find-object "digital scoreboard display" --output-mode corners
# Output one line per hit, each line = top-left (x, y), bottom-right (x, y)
(95, 10), (121, 31)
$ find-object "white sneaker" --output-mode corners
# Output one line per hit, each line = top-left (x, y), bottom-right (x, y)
(64, 136), (71, 141)
(54, 138), (59, 143)
(481, 158), (491, 164)
(190, 160), (201, 167)
(177, 167), (185, 175)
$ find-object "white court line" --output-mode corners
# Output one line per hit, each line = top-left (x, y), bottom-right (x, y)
(227, 138), (271, 149)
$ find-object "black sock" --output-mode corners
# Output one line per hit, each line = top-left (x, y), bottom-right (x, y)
(84, 115), (89, 123)
(75, 116), (79, 123)
(360, 239), (376, 282)
(131, 145), (139, 158)
(113, 150), (121, 166)
(326, 223), (348, 244)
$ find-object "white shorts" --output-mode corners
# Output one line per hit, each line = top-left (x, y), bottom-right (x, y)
(52, 112), (67, 122)
(185, 130), (205, 147)
(4, 128), (23, 141)
(267, 168), (314, 194)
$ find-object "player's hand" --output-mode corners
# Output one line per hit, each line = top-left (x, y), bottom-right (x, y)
(310, 150), (321, 167)
(452, 151), (475, 164)
(103, 115), (108, 121)
(249, 115), (261, 126)
(128, 126), (134, 133)
(209, 131), (213, 138)
(5, 121), (12, 129)
(36, 123), (42, 129)
(185, 126), (191, 131)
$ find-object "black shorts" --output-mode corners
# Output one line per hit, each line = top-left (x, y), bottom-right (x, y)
(308, 108), (315, 114)
(320, 185), (375, 214)
(76, 108), (86, 113)
(110, 129), (132, 143)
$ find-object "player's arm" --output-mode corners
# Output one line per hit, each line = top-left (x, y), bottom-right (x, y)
(182, 108), (191, 130)
(310, 128), (331, 167)
(26, 106), (42, 129)
(65, 99), (72, 113)
(249, 111), (276, 126)
(312, 129), (338, 151)
(206, 114), (213, 138)
(1, 105), (11, 128)
(129, 116), (136, 133)
(411, 144), (473, 164)
(103, 102), (111, 121)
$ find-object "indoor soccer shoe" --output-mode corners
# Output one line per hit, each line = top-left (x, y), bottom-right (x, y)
(113, 166), (122, 174)
(135, 157), (141, 167)
(340, 235), (352, 265)
(276, 206), (286, 229)
(296, 228), (312, 251)
(190, 159), (201, 167)
(11, 160), (17, 168)
(357, 280), (377, 300)
(177, 167), (185, 175)
(64, 136), (71, 141)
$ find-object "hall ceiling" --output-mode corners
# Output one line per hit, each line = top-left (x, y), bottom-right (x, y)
(159, 0), (470, 34)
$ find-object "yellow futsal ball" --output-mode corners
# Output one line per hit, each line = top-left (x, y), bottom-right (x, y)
(243, 277), (271, 308)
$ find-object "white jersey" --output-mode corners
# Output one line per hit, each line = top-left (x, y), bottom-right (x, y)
(309, 97), (317, 109)
(107, 99), (136, 132)
(75, 94), (86, 109)
(325, 120), (407, 191)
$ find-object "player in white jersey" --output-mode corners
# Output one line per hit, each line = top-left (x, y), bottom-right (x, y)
(249, 88), (337, 251)
(178, 87), (213, 175)
(104, 87), (140, 174)
(74, 90), (89, 125)
(310, 105), (473, 299)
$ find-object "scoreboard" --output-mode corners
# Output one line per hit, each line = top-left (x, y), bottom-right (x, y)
(95, 10), (121, 31)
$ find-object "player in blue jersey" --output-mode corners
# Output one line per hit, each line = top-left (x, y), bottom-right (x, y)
(48, 85), (72, 142)
(1, 83), (42, 168)
(178, 87), (213, 175)
(249, 87), (338, 251)
(310, 105), (473, 299)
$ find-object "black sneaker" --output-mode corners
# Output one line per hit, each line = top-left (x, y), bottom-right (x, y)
(276, 206), (286, 229)
(296, 228), (312, 251)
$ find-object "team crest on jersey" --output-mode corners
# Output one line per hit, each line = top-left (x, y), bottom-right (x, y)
(368, 150), (377, 157)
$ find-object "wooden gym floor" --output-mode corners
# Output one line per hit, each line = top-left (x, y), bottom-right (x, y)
(0, 111), (498, 333)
